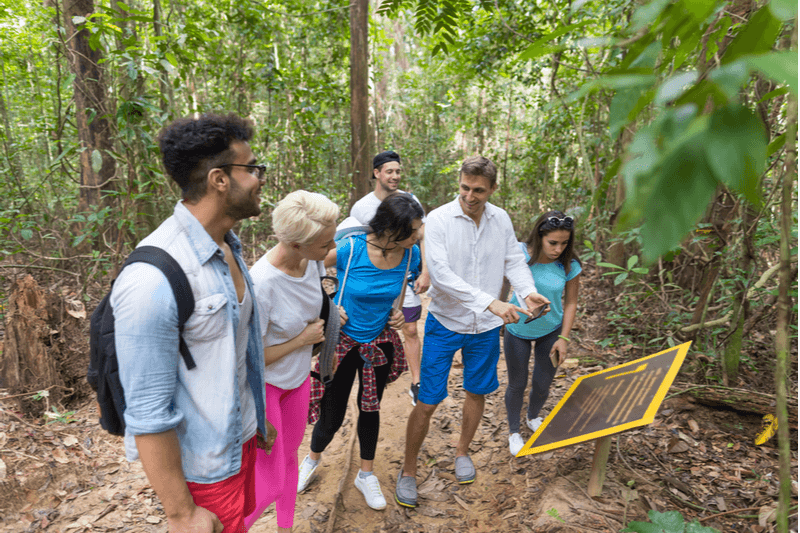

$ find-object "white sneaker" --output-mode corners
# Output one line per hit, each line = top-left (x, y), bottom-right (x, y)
(297, 455), (319, 493)
(354, 472), (387, 510)
(508, 433), (525, 456)
(527, 417), (544, 432)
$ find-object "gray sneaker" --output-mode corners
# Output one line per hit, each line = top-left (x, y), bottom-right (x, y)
(454, 455), (476, 484)
(394, 471), (418, 508)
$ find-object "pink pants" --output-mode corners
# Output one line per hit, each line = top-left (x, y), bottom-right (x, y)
(244, 377), (310, 530)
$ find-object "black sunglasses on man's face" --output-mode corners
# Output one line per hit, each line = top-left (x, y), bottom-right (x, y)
(217, 163), (267, 181)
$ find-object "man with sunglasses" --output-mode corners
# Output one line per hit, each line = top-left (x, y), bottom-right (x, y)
(112, 113), (269, 533)
(395, 155), (550, 508)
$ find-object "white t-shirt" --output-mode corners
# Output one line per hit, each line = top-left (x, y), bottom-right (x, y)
(249, 256), (323, 390)
(350, 190), (426, 308)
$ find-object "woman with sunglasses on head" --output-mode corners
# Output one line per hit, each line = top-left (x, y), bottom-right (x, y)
(504, 211), (582, 456)
(298, 192), (423, 511)
(246, 190), (342, 532)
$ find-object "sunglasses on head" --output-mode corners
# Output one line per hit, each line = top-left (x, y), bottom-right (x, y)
(539, 215), (574, 234)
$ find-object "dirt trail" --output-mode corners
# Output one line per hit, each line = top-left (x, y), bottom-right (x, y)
(1, 276), (794, 533)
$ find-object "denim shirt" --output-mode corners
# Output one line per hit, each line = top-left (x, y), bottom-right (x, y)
(112, 201), (267, 484)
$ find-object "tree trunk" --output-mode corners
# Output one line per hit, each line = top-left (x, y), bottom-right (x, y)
(63, 0), (117, 215)
(680, 386), (797, 425)
(0, 276), (66, 416)
(153, 0), (174, 113)
(349, 0), (370, 209)
(774, 20), (797, 531)
(0, 62), (25, 189)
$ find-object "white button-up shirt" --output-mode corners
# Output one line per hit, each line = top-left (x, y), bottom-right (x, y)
(425, 198), (537, 334)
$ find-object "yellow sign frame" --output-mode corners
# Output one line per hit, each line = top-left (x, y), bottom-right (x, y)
(517, 341), (692, 457)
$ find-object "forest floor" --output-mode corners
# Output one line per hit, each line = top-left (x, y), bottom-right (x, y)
(0, 265), (797, 533)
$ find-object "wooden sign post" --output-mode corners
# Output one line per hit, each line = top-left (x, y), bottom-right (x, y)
(516, 342), (692, 495)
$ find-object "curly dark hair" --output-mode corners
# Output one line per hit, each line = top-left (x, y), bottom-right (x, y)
(524, 210), (581, 275)
(157, 113), (254, 201)
(369, 192), (424, 243)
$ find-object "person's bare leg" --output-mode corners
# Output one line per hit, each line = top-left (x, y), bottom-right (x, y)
(456, 392), (485, 457)
(402, 402), (437, 477)
(402, 321), (421, 384)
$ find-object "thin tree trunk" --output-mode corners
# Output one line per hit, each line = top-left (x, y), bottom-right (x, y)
(774, 20), (797, 533)
(153, 0), (174, 112)
(349, 0), (370, 209)
(0, 62), (25, 187)
(63, 0), (117, 216)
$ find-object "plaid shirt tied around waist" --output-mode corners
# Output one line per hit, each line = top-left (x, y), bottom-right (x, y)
(308, 328), (406, 424)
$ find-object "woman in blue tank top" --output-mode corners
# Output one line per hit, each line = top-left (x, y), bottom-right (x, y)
(299, 193), (423, 510)
(505, 210), (582, 456)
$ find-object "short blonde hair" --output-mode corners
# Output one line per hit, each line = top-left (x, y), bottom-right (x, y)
(272, 190), (340, 244)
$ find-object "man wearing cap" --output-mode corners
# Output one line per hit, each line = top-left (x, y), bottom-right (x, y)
(349, 150), (429, 407)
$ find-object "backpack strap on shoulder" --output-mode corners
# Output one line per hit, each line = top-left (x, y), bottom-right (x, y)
(124, 246), (197, 370)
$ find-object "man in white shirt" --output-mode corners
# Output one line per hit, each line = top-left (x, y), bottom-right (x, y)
(394, 156), (550, 508)
(350, 150), (429, 406)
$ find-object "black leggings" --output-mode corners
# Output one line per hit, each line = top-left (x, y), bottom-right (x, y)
(503, 326), (562, 433)
(310, 342), (393, 461)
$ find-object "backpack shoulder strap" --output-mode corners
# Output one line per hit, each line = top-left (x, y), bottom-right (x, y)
(123, 246), (197, 370)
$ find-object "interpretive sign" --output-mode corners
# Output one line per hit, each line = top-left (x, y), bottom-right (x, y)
(517, 341), (692, 457)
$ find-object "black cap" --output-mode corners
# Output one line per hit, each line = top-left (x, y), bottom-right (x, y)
(373, 150), (400, 169)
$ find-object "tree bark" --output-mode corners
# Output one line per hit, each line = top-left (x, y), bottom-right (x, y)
(774, 19), (797, 532)
(0, 276), (66, 416)
(349, 0), (371, 209)
(63, 0), (116, 216)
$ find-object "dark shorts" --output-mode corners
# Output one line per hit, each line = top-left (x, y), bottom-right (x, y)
(403, 305), (422, 323)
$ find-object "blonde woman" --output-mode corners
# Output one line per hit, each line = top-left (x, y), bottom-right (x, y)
(246, 190), (342, 532)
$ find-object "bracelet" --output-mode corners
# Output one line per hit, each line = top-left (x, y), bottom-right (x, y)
(558, 335), (570, 343)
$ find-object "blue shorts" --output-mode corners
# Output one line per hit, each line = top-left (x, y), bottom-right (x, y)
(418, 313), (501, 405)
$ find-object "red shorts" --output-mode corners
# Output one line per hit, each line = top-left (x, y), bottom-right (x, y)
(186, 436), (257, 532)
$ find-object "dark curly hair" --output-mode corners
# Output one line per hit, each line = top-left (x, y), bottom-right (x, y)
(370, 193), (424, 243)
(524, 210), (581, 275)
(158, 113), (254, 201)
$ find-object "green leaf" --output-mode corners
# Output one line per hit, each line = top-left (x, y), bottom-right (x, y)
(650, 510), (689, 530)
(747, 52), (799, 96)
(20, 229), (33, 240)
(621, 520), (664, 532)
(721, 6), (782, 65)
(630, 0), (672, 32)
(596, 262), (623, 270)
(757, 86), (789, 103)
(165, 52), (179, 67)
(767, 133), (786, 157)
(685, 519), (722, 533)
(638, 144), (718, 262)
(678, 0), (717, 23)
(769, 0), (797, 21)
(627, 255), (639, 270)
(614, 272), (628, 285)
(518, 20), (591, 61)
(632, 267), (649, 274)
(91, 150), (103, 173)
(72, 16), (86, 25)
(704, 105), (766, 205)
(708, 60), (749, 101)
(655, 71), (698, 105)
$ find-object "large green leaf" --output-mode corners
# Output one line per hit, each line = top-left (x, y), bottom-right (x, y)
(747, 51), (799, 96)
(629, 0), (672, 32)
(638, 143), (718, 262)
(655, 71), (698, 105)
(721, 6), (782, 65)
(704, 105), (766, 205)
(708, 60), (749, 100)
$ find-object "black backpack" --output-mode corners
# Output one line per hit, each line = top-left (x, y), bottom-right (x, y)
(88, 246), (197, 436)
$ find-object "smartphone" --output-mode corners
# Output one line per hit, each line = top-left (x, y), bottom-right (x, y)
(524, 305), (547, 324)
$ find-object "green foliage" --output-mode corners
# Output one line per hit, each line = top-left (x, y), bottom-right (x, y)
(622, 510), (720, 533)
(597, 255), (649, 286)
